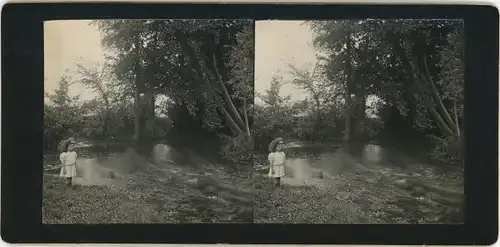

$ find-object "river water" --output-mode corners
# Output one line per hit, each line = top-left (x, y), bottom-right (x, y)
(276, 142), (460, 185)
(45, 141), (213, 185)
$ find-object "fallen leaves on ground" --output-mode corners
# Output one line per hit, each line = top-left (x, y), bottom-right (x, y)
(254, 153), (464, 224)
(43, 157), (253, 224)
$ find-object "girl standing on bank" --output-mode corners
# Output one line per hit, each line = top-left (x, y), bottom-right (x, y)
(268, 140), (286, 187)
(59, 139), (77, 187)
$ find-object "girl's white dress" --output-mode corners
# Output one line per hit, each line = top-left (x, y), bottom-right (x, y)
(59, 151), (77, 178)
(268, 151), (286, 178)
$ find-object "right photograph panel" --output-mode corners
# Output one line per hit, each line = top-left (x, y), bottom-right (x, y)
(253, 20), (464, 224)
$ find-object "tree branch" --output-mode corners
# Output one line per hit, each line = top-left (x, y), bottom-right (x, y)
(219, 106), (244, 135)
(454, 100), (460, 137)
(422, 54), (458, 133)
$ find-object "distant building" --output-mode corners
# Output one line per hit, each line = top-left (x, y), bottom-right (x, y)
(292, 110), (311, 123)
(83, 112), (98, 117)
(82, 111), (101, 125)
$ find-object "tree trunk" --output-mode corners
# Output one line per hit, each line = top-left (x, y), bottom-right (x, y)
(454, 100), (460, 138)
(143, 90), (155, 139)
(142, 90), (155, 122)
(243, 98), (250, 136)
(219, 106), (244, 135)
(132, 31), (143, 142)
(352, 94), (366, 140)
(404, 81), (416, 126)
(359, 35), (369, 122)
(344, 31), (353, 142)
(105, 106), (111, 138)
(310, 60), (323, 122)
(353, 36), (370, 140)
(134, 73), (142, 140)
(314, 95), (322, 121)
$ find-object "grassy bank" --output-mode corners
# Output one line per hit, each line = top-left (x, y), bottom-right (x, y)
(254, 175), (371, 223)
(43, 174), (171, 223)
(43, 154), (253, 224)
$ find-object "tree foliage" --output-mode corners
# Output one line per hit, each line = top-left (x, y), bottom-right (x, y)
(44, 75), (85, 150)
(93, 20), (253, 139)
(57, 20), (255, 166)
(308, 19), (464, 162)
(255, 20), (464, 164)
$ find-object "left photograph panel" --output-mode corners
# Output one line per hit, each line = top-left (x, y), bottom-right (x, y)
(43, 19), (255, 224)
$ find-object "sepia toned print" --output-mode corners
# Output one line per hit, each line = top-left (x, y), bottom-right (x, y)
(43, 19), (254, 224)
(253, 20), (464, 224)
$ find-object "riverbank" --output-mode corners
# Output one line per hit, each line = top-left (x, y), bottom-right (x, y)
(254, 175), (371, 223)
(254, 148), (464, 224)
(43, 152), (253, 224)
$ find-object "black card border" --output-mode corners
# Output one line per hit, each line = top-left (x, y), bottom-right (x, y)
(1, 3), (498, 244)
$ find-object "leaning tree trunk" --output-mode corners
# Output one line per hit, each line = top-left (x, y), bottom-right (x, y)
(203, 34), (248, 134)
(422, 55), (458, 134)
(386, 32), (456, 138)
(375, 23), (458, 138)
(453, 100), (460, 138)
(209, 52), (247, 133)
(175, 32), (245, 136)
(243, 98), (250, 136)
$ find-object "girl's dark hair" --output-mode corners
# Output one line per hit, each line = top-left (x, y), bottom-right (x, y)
(62, 140), (71, 152)
(272, 142), (284, 152)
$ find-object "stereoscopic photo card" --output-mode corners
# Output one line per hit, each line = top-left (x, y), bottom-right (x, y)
(1, 3), (498, 245)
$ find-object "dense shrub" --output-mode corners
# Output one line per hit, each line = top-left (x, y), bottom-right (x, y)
(428, 135), (463, 165)
(218, 134), (254, 166)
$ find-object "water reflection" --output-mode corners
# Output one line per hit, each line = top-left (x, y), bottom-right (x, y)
(282, 143), (395, 186)
(69, 141), (214, 187)
(150, 143), (212, 166)
(152, 143), (177, 164)
(74, 141), (210, 165)
(362, 144), (384, 164)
